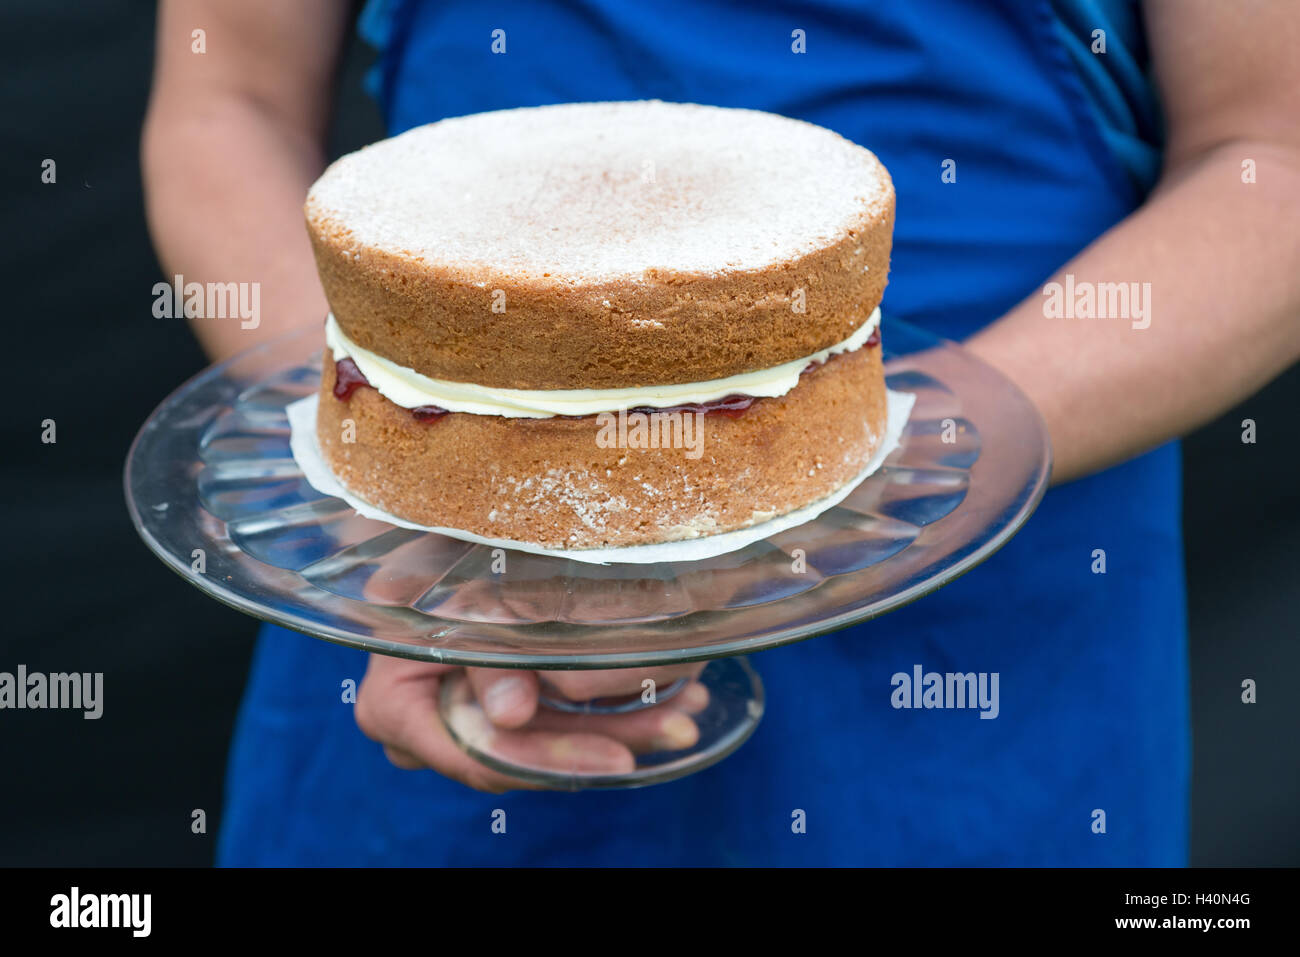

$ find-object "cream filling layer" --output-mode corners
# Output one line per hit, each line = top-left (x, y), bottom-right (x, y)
(325, 306), (881, 418)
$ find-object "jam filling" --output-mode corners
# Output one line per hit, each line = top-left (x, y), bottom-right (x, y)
(630, 394), (755, 418)
(330, 329), (878, 424)
(411, 405), (450, 421)
(333, 358), (449, 422)
(332, 357), (371, 400)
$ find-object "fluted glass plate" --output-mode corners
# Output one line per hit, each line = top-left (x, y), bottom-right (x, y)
(125, 319), (1049, 669)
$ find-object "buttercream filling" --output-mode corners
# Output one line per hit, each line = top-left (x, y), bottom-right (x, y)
(325, 306), (880, 419)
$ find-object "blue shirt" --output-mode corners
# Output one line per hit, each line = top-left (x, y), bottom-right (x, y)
(219, 0), (1188, 865)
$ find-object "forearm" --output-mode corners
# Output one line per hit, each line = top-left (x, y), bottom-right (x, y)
(142, 0), (347, 362)
(966, 140), (1300, 483)
(143, 94), (328, 362)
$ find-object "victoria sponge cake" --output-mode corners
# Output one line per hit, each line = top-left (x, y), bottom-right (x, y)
(305, 101), (895, 549)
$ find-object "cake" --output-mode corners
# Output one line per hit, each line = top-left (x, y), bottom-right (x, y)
(305, 101), (894, 549)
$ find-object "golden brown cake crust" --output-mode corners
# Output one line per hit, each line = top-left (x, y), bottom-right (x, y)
(304, 101), (895, 390)
(315, 344), (888, 549)
(307, 203), (892, 391)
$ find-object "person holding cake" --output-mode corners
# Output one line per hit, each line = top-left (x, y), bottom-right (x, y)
(142, 0), (1300, 865)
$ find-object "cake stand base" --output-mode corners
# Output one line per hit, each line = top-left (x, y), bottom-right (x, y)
(126, 318), (1051, 791)
(439, 657), (764, 789)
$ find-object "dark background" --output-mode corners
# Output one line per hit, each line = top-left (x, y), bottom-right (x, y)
(1, 2), (1295, 866)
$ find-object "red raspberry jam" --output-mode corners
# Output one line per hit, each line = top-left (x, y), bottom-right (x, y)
(332, 333), (877, 427)
(411, 405), (450, 422)
(332, 358), (371, 400)
(631, 394), (756, 418)
(333, 359), (448, 423)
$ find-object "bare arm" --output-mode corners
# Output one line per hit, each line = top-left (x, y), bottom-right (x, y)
(142, 0), (350, 361)
(966, 0), (1300, 483)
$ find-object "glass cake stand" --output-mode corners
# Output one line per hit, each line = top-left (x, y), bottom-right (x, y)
(125, 319), (1050, 789)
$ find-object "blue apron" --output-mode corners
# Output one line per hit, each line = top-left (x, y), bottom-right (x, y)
(219, 0), (1187, 865)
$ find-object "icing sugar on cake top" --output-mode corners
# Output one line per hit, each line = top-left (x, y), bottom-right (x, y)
(306, 100), (892, 283)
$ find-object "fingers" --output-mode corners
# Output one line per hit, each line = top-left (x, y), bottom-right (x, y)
(539, 662), (708, 702)
(355, 656), (714, 792)
(356, 656), (640, 790)
(466, 668), (539, 728)
(479, 728), (637, 775)
(439, 673), (636, 777)
(675, 680), (711, 715)
(523, 680), (708, 753)
(382, 744), (426, 770)
(355, 654), (536, 792)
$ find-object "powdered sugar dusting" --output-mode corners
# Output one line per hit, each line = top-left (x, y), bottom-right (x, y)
(307, 101), (892, 283)
(494, 469), (631, 533)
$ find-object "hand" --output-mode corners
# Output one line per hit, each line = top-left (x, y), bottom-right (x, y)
(355, 654), (709, 792)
